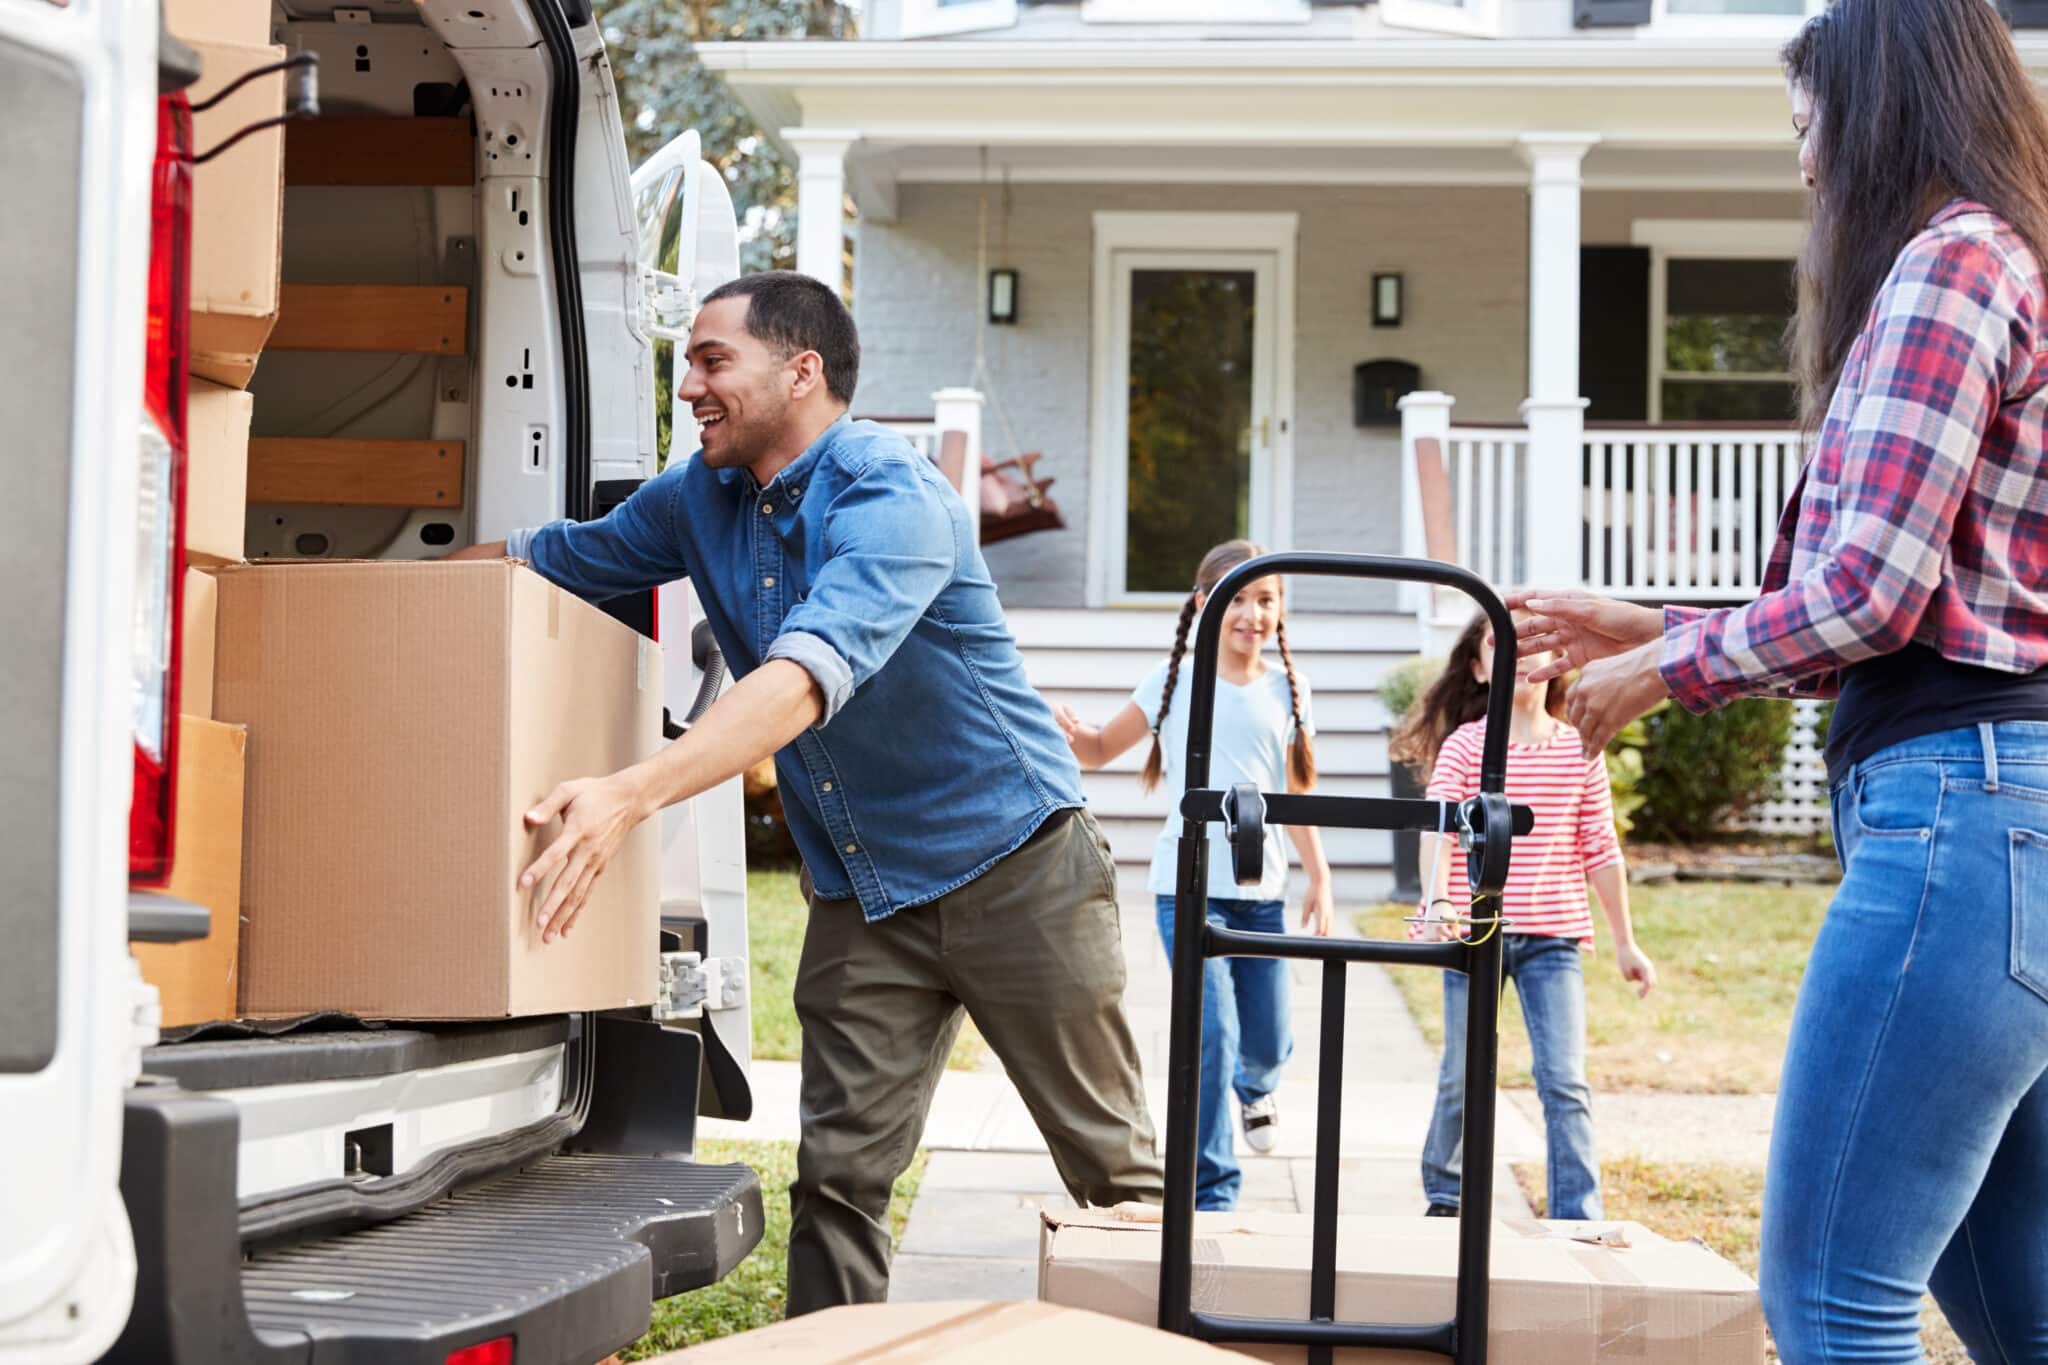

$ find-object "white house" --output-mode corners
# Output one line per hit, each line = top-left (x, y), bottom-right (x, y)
(697, 1), (2048, 895)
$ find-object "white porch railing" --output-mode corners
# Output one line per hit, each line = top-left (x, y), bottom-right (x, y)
(1582, 430), (1805, 599)
(1400, 391), (1818, 832)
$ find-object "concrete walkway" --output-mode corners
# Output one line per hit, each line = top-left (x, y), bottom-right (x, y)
(702, 902), (1543, 1302)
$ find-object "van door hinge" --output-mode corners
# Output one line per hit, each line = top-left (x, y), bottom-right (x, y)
(657, 950), (746, 1021)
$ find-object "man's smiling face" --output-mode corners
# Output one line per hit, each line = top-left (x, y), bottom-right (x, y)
(678, 296), (801, 470)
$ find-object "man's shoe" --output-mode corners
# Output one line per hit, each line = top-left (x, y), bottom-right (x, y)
(1240, 1095), (1280, 1153)
(1424, 1203), (1459, 1218)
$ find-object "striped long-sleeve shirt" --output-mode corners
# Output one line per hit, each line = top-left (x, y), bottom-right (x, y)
(1415, 719), (1622, 949)
(1662, 200), (2048, 711)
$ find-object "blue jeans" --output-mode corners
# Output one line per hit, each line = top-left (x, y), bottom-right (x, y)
(1421, 932), (1601, 1220)
(1762, 722), (2048, 1364)
(1155, 895), (1293, 1210)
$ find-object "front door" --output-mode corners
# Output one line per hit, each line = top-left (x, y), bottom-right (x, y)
(1106, 250), (1282, 601)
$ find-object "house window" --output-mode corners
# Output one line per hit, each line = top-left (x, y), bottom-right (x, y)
(1632, 220), (1805, 425)
(1652, 0), (1822, 30)
(890, 0), (1019, 39)
(1656, 258), (1797, 423)
(1379, 0), (1504, 36)
(1082, 0), (1311, 21)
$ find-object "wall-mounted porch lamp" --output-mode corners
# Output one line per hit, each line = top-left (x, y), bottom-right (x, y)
(1372, 272), (1404, 328)
(988, 268), (1019, 325)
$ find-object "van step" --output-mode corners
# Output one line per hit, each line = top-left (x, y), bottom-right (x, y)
(242, 1155), (761, 1359)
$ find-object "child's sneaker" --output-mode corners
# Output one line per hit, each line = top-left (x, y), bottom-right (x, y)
(1240, 1095), (1280, 1153)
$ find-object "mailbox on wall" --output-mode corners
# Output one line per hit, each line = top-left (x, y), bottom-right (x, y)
(1353, 359), (1421, 427)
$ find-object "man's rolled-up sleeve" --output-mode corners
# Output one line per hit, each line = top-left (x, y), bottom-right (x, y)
(769, 458), (956, 727)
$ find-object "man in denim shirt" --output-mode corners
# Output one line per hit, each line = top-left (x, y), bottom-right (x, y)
(454, 273), (1161, 1310)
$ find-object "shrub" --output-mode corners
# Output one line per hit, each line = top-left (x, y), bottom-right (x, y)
(1379, 655), (1436, 728)
(1605, 712), (1654, 839)
(1633, 699), (1793, 841)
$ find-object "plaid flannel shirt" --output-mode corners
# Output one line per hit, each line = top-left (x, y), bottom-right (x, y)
(1662, 201), (2048, 712)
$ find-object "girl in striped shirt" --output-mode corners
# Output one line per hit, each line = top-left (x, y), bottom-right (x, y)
(1391, 610), (1656, 1221)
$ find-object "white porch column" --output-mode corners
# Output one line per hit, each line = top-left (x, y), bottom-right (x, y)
(1518, 134), (1599, 589)
(932, 385), (985, 539)
(786, 128), (858, 290)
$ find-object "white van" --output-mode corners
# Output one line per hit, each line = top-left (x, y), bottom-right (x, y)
(0, 2), (758, 1360)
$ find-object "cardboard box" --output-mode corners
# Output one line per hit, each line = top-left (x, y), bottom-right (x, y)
(134, 718), (249, 1029)
(180, 567), (218, 718)
(165, 0), (274, 47)
(185, 379), (250, 565)
(662, 1300), (1247, 1362)
(189, 41), (285, 388)
(1039, 1210), (1765, 1364)
(214, 560), (662, 1020)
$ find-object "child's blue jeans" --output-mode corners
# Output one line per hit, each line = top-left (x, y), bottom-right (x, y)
(1421, 931), (1601, 1220)
(1154, 894), (1293, 1210)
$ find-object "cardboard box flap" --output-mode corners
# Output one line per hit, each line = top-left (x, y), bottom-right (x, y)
(669, 1300), (1244, 1362)
(1040, 1212), (1763, 1364)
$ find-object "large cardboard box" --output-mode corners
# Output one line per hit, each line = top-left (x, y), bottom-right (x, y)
(165, 0), (273, 47)
(664, 1301), (1247, 1362)
(133, 718), (248, 1029)
(1039, 1210), (1765, 1364)
(214, 560), (662, 1020)
(188, 41), (285, 388)
(180, 567), (218, 718)
(185, 379), (251, 566)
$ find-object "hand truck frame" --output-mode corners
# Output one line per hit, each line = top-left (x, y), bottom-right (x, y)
(1157, 552), (1532, 1365)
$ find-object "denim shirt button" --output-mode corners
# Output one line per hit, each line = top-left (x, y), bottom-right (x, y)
(763, 576), (775, 588)
(821, 781), (833, 792)
(844, 843), (858, 855)
(761, 503), (773, 515)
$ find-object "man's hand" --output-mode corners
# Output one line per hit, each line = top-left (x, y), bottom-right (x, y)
(1614, 941), (1658, 999)
(1300, 878), (1335, 937)
(1053, 703), (1085, 748)
(1505, 589), (1665, 683)
(521, 768), (655, 942)
(1564, 640), (1671, 754)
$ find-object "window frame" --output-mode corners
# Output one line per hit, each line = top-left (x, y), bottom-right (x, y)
(1378, 0), (1505, 37)
(890, 0), (1020, 39)
(1081, 0), (1312, 21)
(1632, 220), (1805, 425)
(1649, 0), (1823, 39)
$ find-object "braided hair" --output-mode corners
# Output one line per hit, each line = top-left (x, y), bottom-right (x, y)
(1139, 539), (1319, 795)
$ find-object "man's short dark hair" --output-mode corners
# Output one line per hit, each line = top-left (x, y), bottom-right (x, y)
(702, 271), (860, 406)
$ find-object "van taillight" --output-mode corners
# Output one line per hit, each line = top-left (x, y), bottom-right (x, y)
(130, 94), (192, 887)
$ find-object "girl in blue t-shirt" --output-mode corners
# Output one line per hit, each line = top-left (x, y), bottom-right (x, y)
(1054, 538), (1333, 1210)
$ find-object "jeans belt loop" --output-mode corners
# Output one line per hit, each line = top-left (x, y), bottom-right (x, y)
(1982, 721), (2001, 792)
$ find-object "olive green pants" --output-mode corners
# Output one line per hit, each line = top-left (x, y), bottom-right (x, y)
(784, 808), (1164, 1314)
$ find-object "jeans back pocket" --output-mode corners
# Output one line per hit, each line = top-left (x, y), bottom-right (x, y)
(2007, 829), (2048, 1005)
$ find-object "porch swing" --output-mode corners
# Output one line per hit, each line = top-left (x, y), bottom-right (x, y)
(950, 153), (1065, 547)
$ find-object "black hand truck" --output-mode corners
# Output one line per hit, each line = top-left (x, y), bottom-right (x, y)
(1157, 552), (1532, 1365)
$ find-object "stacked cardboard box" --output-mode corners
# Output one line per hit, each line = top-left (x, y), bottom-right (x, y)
(212, 559), (663, 1020)
(133, 719), (249, 1029)
(179, 0), (284, 389)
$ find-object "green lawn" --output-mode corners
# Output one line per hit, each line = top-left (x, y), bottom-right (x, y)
(1514, 1158), (1967, 1363)
(1356, 879), (1832, 1093)
(746, 869), (987, 1071)
(622, 1137), (928, 1358)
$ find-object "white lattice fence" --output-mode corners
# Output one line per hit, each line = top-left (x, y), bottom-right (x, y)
(1748, 699), (1830, 834)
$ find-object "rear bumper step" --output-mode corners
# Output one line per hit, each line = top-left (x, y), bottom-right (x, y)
(110, 1081), (764, 1365)
(245, 1154), (761, 1360)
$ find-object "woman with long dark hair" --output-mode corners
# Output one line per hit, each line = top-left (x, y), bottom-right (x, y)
(1511, 0), (2048, 1356)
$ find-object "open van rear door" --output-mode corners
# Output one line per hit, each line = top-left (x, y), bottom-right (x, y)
(0, 0), (162, 1358)
(630, 132), (753, 1118)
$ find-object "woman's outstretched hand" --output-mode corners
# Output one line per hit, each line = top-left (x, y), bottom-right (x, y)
(1504, 590), (1666, 683)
